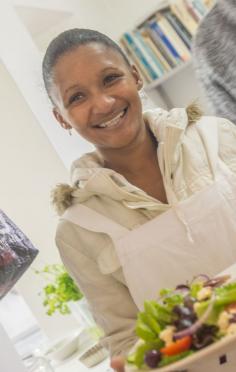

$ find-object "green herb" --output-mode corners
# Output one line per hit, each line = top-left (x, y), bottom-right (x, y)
(35, 264), (83, 315)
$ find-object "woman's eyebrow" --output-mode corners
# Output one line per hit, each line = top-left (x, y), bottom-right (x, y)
(65, 84), (81, 95)
(101, 66), (120, 73)
(64, 67), (120, 96)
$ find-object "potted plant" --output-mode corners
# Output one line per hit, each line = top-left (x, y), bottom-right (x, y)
(35, 264), (103, 339)
(35, 264), (83, 316)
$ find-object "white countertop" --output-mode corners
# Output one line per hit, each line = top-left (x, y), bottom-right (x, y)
(53, 349), (111, 372)
(50, 328), (112, 372)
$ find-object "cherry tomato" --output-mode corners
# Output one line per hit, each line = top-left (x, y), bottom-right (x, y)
(160, 336), (192, 356)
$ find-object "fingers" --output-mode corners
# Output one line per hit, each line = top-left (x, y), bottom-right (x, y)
(110, 356), (126, 372)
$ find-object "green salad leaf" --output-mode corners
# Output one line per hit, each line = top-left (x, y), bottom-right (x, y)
(153, 302), (173, 324)
(159, 288), (172, 297)
(136, 319), (157, 342)
(162, 293), (184, 310)
(215, 282), (236, 306)
(190, 282), (203, 298)
(158, 350), (194, 367)
(138, 312), (161, 336)
(195, 282), (236, 323)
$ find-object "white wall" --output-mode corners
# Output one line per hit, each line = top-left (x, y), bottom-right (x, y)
(0, 62), (77, 339)
(35, 0), (167, 48)
(148, 62), (212, 112)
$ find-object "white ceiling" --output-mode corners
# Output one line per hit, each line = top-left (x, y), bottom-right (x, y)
(15, 5), (71, 38)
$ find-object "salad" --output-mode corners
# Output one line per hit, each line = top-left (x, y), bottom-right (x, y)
(127, 274), (236, 369)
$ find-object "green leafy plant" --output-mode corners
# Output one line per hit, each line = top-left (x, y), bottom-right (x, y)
(35, 264), (83, 316)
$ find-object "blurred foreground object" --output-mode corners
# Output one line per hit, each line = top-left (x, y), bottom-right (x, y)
(0, 209), (38, 299)
(192, 0), (236, 123)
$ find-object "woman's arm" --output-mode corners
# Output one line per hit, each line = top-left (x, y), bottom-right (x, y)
(56, 228), (138, 357)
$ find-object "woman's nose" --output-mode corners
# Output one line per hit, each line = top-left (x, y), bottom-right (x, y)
(91, 93), (115, 114)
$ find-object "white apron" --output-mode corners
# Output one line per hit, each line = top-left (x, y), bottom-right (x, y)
(63, 160), (236, 311)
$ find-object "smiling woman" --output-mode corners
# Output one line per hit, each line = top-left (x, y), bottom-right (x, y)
(42, 28), (236, 371)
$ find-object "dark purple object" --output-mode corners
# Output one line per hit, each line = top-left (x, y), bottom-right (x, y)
(184, 295), (196, 310)
(144, 350), (162, 369)
(175, 284), (190, 291)
(0, 210), (38, 299)
(229, 313), (236, 323)
(175, 318), (194, 331)
(192, 325), (218, 350)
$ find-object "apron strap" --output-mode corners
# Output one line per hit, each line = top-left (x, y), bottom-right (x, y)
(61, 203), (128, 240)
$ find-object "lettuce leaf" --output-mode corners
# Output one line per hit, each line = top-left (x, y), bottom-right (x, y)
(158, 350), (194, 367)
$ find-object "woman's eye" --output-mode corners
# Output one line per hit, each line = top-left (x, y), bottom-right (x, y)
(104, 74), (121, 85)
(68, 93), (84, 105)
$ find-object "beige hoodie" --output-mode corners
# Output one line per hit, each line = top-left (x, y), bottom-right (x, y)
(52, 105), (236, 356)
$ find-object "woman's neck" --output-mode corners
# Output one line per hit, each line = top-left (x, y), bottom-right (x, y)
(98, 127), (158, 177)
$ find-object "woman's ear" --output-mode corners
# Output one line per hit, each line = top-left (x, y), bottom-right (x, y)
(131, 65), (143, 90)
(52, 108), (72, 130)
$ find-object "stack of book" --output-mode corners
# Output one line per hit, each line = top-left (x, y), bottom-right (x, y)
(120, 0), (214, 85)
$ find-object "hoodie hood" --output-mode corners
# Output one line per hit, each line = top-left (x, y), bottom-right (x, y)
(52, 104), (202, 215)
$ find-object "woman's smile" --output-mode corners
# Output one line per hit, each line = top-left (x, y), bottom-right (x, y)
(92, 106), (128, 130)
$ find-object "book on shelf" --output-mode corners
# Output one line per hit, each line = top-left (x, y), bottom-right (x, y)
(120, 37), (152, 83)
(123, 32), (159, 81)
(120, 0), (214, 87)
(145, 25), (178, 69)
(148, 19), (182, 64)
(132, 30), (164, 78)
(156, 13), (191, 61)
(192, 0), (208, 16)
(184, 0), (205, 22)
(163, 10), (192, 50)
(133, 30), (165, 77)
(140, 29), (172, 72)
(169, 0), (198, 36)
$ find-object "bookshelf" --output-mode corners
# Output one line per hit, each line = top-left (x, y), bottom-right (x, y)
(119, 0), (214, 107)
(145, 59), (192, 91)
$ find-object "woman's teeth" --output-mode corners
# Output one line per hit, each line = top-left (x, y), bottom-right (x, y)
(97, 109), (126, 128)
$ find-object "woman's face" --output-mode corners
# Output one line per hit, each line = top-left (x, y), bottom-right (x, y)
(51, 43), (144, 150)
